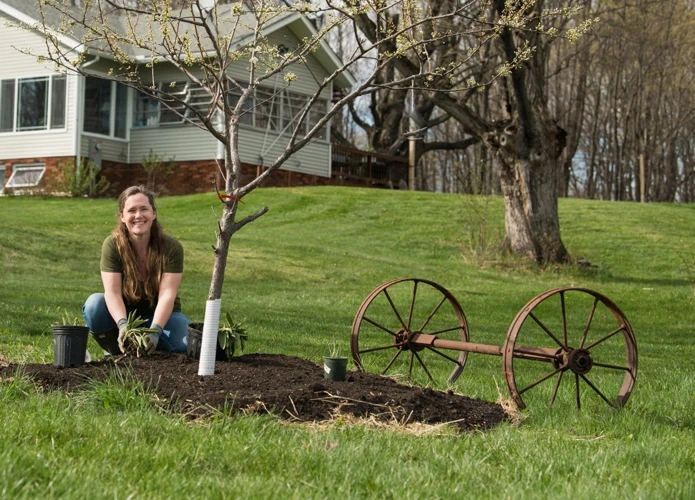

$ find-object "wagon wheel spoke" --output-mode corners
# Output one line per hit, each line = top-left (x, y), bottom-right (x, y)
(352, 279), (470, 387)
(504, 288), (638, 410)
(412, 350), (435, 383)
(583, 326), (626, 350)
(407, 281), (418, 330)
(578, 297), (598, 348)
(381, 347), (406, 376)
(592, 361), (634, 374)
(418, 296), (447, 333)
(425, 345), (466, 368)
(529, 312), (565, 349)
(512, 345), (558, 362)
(518, 366), (564, 396)
(427, 325), (467, 336)
(383, 290), (407, 330)
(560, 291), (568, 346)
(579, 373), (614, 408)
(549, 370), (564, 407)
(362, 315), (398, 337)
(358, 341), (407, 356)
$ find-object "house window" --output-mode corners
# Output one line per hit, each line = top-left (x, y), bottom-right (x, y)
(253, 86), (328, 140)
(133, 81), (328, 140)
(0, 80), (13, 133)
(6, 164), (46, 188)
(158, 81), (188, 124)
(133, 81), (213, 127)
(83, 77), (127, 139)
(0, 75), (67, 133)
(254, 87), (281, 131)
(227, 85), (254, 125)
(51, 76), (67, 129)
(307, 98), (328, 140)
(18, 78), (48, 130)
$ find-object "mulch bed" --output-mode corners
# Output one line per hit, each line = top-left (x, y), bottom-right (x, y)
(0, 352), (507, 432)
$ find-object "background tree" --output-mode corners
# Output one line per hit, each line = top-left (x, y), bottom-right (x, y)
(31, 0), (537, 303)
(572, 0), (695, 202)
(348, 0), (600, 263)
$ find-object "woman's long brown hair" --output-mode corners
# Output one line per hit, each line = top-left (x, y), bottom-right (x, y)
(113, 185), (165, 306)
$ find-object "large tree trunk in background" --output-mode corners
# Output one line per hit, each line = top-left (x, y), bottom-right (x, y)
(498, 153), (568, 263)
(351, 0), (572, 264)
(489, 0), (569, 264)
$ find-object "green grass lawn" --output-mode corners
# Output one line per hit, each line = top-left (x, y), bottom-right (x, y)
(1, 187), (693, 499)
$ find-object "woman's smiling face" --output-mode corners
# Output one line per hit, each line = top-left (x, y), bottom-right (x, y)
(120, 192), (156, 238)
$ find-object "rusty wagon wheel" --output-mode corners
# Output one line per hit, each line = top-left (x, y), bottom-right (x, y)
(502, 288), (638, 410)
(351, 278), (470, 386)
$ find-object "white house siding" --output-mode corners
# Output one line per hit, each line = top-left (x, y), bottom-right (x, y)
(129, 126), (215, 163)
(129, 124), (330, 178)
(139, 26), (332, 101)
(0, 12), (78, 159)
(239, 127), (330, 177)
(79, 134), (129, 164)
(127, 25), (333, 177)
(226, 29), (333, 101)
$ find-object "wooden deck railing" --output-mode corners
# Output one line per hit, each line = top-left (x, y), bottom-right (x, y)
(331, 144), (409, 189)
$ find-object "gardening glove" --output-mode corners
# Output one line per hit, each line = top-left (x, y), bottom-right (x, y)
(117, 317), (128, 353)
(146, 324), (163, 354)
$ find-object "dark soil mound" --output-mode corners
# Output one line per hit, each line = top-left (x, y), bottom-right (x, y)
(1, 352), (506, 432)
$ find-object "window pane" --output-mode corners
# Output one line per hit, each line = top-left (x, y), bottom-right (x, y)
(51, 75), (67, 129)
(160, 82), (187, 124)
(18, 77), (48, 131)
(308, 99), (328, 140)
(115, 83), (127, 138)
(255, 87), (279, 130)
(186, 83), (212, 121)
(134, 87), (160, 127)
(226, 84), (253, 125)
(83, 77), (111, 135)
(0, 80), (15, 132)
(281, 91), (307, 134)
(6, 165), (46, 188)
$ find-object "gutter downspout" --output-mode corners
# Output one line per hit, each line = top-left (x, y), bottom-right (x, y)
(73, 56), (100, 175)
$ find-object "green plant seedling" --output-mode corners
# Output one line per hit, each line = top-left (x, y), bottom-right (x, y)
(218, 312), (248, 359)
(119, 311), (158, 358)
(327, 339), (343, 358)
(54, 309), (85, 326)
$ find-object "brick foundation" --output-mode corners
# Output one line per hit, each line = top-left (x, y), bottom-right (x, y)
(1, 156), (332, 197)
(1, 156), (73, 195)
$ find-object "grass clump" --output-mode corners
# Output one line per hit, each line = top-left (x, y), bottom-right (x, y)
(0, 367), (36, 404)
(73, 365), (156, 414)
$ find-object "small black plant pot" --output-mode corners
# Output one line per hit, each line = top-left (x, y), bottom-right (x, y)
(323, 356), (348, 381)
(53, 325), (89, 368)
(187, 323), (227, 361)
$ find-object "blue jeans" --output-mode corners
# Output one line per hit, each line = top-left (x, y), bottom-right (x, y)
(82, 293), (190, 353)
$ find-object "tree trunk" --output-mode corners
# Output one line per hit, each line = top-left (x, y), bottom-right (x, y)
(208, 138), (240, 301)
(498, 153), (568, 263)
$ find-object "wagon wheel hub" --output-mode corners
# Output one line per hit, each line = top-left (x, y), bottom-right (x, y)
(394, 328), (426, 352)
(566, 348), (593, 375)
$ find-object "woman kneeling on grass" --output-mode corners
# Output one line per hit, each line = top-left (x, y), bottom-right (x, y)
(83, 185), (190, 354)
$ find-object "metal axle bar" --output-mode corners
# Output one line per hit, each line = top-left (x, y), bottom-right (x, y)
(413, 334), (558, 362)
